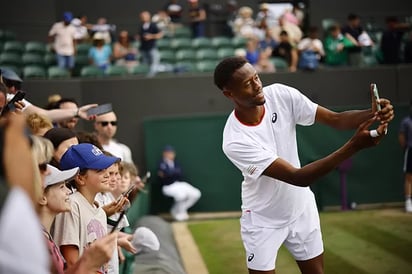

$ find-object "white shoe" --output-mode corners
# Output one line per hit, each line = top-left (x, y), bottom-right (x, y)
(405, 199), (412, 213)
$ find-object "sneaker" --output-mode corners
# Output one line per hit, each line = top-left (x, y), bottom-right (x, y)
(405, 199), (412, 213)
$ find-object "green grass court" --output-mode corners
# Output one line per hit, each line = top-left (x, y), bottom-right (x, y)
(188, 209), (412, 274)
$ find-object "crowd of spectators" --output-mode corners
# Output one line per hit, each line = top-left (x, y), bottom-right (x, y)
(0, 1), (411, 77)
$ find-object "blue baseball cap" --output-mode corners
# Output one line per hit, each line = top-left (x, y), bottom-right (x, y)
(63, 12), (73, 23)
(60, 143), (120, 171)
(1, 67), (22, 82)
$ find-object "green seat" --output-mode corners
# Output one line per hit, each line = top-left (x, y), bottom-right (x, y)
(130, 63), (150, 75)
(231, 36), (247, 48)
(195, 49), (218, 61)
(23, 65), (47, 79)
(47, 66), (70, 78)
(170, 38), (192, 50)
(159, 50), (175, 64)
(217, 47), (235, 59)
(271, 57), (288, 71)
(157, 38), (171, 51)
(105, 65), (128, 76)
(3, 41), (24, 54)
(211, 36), (232, 48)
(191, 37), (212, 49)
(76, 43), (92, 55)
(0, 52), (22, 67)
(73, 55), (90, 77)
(80, 65), (104, 77)
(175, 49), (196, 62)
(174, 61), (196, 73)
(44, 53), (57, 67)
(195, 60), (217, 72)
(25, 41), (47, 55)
(172, 26), (192, 38)
(22, 53), (45, 67)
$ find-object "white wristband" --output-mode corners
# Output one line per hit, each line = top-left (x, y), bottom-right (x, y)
(369, 129), (379, 138)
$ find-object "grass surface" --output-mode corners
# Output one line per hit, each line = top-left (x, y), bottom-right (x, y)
(188, 209), (412, 274)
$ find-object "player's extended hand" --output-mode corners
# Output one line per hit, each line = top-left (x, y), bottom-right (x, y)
(350, 116), (387, 150)
(369, 85), (394, 124)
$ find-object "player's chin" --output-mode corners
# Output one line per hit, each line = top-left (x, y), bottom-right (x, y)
(256, 98), (266, 105)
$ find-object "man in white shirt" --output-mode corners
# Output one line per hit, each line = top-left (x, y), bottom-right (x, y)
(214, 56), (394, 274)
(94, 111), (134, 163)
(48, 11), (77, 72)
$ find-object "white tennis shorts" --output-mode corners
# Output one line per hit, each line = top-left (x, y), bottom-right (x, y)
(240, 205), (324, 271)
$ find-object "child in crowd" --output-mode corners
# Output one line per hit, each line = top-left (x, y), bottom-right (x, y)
(118, 161), (146, 205)
(53, 143), (120, 272)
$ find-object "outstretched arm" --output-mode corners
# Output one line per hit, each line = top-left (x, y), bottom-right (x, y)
(23, 103), (98, 122)
(263, 116), (387, 187)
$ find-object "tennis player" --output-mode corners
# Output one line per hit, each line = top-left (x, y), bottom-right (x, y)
(214, 56), (394, 274)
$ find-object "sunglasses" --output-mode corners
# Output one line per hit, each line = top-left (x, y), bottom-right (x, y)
(99, 121), (117, 127)
(38, 162), (48, 172)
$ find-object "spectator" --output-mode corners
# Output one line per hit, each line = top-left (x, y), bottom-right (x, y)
(71, 16), (90, 43)
(272, 30), (298, 72)
(76, 130), (103, 149)
(245, 37), (275, 73)
(90, 17), (116, 44)
(152, 10), (172, 37)
(113, 30), (139, 72)
(53, 143), (120, 269)
(43, 127), (79, 168)
(1, 68), (97, 123)
(89, 32), (113, 71)
(26, 113), (54, 136)
(324, 24), (355, 66)
(232, 6), (257, 39)
(138, 11), (163, 77)
(94, 111), (133, 163)
(381, 16), (411, 64)
(187, 0), (207, 38)
(119, 161), (144, 205)
(271, 14), (303, 46)
(341, 13), (373, 66)
(0, 82), (8, 111)
(157, 145), (201, 221)
(297, 26), (325, 70)
(399, 100), (412, 212)
(54, 98), (80, 129)
(48, 11), (77, 72)
(255, 3), (278, 33)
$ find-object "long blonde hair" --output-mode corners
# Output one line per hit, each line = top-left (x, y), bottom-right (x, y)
(30, 135), (54, 199)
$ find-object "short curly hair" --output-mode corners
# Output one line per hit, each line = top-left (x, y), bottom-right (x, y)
(214, 56), (248, 91)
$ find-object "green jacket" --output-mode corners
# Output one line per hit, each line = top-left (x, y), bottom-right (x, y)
(324, 34), (355, 66)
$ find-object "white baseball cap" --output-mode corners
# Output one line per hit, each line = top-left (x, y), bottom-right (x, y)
(45, 165), (79, 187)
(132, 227), (160, 253)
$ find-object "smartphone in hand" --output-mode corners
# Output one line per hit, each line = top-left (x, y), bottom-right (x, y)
(86, 103), (112, 116)
(1, 91), (26, 116)
(371, 83), (381, 111)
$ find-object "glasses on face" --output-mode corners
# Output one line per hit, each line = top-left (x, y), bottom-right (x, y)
(99, 121), (117, 127)
(38, 162), (48, 172)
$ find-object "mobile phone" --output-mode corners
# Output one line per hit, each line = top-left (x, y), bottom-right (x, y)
(86, 103), (112, 116)
(110, 211), (126, 233)
(371, 83), (381, 111)
(1, 91), (26, 116)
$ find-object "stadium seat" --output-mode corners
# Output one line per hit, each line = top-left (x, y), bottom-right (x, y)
(191, 37), (212, 49)
(195, 60), (217, 72)
(22, 53), (45, 67)
(174, 61), (196, 73)
(0, 30), (16, 42)
(157, 38), (171, 51)
(44, 52), (57, 67)
(0, 52), (22, 67)
(217, 48), (235, 59)
(170, 38), (192, 50)
(231, 36), (247, 48)
(105, 65), (128, 76)
(73, 54), (90, 76)
(25, 41), (47, 55)
(47, 66), (70, 78)
(23, 65), (47, 79)
(172, 27), (192, 38)
(270, 57), (288, 71)
(159, 50), (176, 64)
(175, 49), (196, 63)
(195, 49), (218, 61)
(3, 41), (24, 54)
(76, 43), (92, 55)
(130, 63), (150, 75)
(80, 65), (104, 77)
(211, 37), (232, 48)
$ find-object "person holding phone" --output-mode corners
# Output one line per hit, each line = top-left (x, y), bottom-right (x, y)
(214, 56), (394, 274)
(0, 67), (98, 122)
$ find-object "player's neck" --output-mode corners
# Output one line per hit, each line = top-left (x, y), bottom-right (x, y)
(235, 105), (265, 126)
